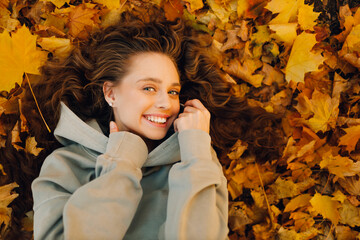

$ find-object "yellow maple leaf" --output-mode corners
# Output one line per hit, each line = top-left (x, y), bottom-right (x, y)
(342, 24), (360, 53)
(207, 0), (235, 24)
(307, 89), (339, 133)
(38, 36), (74, 60)
(183, 0), (203, 11)
(332, 190), (347, 203)
(320, 150), (359, 179)
(0, 25), (47, 92)
(265, 0), (301, 24)
(43, 0), (69, 8)
(310, 192), (341, 224)
(93, 0), (122, 10)
(298, 3), (320, 31)
(338, 125), (360, 152)
(285, 32), (325, 83)
(0, 182), (19, 231)
(269, 23), (297, 45)
(284, 193), (312, 212)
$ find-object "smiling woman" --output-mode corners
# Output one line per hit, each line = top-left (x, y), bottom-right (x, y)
(8, 4), (286, 240)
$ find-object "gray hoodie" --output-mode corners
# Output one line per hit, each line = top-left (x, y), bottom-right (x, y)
(31, 101), (229, 240)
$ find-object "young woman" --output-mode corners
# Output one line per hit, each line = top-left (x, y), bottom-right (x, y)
(13, 5), (284, 240)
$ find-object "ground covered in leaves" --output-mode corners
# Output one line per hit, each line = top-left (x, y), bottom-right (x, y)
(1, 0), (360, 239)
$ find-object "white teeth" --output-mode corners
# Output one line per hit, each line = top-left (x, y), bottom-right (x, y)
(146, 116), (166, 124)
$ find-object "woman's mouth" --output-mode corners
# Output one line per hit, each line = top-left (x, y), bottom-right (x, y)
(143, 115), (169, 128)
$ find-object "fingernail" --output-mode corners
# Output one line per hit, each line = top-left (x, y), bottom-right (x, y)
(110, 121), (116, 129)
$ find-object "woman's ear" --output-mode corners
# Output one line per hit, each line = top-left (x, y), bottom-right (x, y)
(103, 81), (115, 103)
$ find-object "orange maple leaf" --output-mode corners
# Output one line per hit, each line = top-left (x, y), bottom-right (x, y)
(67, 4), (99, 38)
(339, 124), (360, 153)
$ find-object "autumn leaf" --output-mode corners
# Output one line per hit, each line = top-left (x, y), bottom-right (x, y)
(298, 3), (320, 31)
(0, 164), (6, 175)
(339, 200), (360, 227)
(0, 25), (47, 92)
(207, 0), (235, 24)
(163, 0), (184, 21)
(0, 8), (20, 32)
(223, 58), (264, 87)
(339, 125), (360, 152)
(44, 0), (70, 8)
(285, 32), (325, 83)
(290, 211), (315, 232)
(269, 177), (301, 199)
(277, 226), (319, 239)
(332, 190), (347, 203)
(307, 89), (339, 133)
(183, 0), (203, 11)
(284, 193), (312, 212)
(338, 176), (360, 196)
(25, 136), (44, 156)
(310, 192), (341, 224)
(67, 4), (99, 38)
(342, 24), (360, 53)
(227, 139), (248, 160)
(0, 182), (19, 230)
(265, 0), (301, 24)
(251, 25), (271, 58)
(38, 36), (74, 60)
(320, 150), (360, 179)
(93, 0), (126, 10)
(269, 23), (297, 45)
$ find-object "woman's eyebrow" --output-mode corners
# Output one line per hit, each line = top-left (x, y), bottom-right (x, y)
(137, 78), (181, 87)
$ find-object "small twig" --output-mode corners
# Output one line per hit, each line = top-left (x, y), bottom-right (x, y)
(255, 162), (274, 227)
(25, 73), (51, 133)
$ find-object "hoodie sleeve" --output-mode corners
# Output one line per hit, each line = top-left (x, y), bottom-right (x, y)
(31, 131), (148, 240)
(164, 129), (229, 240)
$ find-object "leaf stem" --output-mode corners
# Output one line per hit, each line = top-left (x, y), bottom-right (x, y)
(255, 162), (274, 227)
(25, 73), (51, 133)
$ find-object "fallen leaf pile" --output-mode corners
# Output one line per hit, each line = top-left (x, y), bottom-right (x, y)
(1, 0), (360, 239)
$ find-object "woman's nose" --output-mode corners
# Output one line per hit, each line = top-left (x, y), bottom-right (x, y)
(155, 91), (171, 109)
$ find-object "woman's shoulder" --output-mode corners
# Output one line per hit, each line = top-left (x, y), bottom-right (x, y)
(40, 143), (97, 179)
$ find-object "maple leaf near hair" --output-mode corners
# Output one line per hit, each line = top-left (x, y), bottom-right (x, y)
(0, 25), (47, 93)
(66, 4), (99, 39)
(0, 182), (19, 230)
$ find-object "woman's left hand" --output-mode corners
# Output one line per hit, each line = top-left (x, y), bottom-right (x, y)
(173, 99), (210, 134)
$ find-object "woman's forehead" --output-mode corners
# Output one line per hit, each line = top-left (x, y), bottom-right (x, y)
(121, 52), (181, 85)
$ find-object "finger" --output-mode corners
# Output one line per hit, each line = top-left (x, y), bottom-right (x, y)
(109, 121), (118, 133)
(184, 99), (207, 111)
(183, 106), (198, 113)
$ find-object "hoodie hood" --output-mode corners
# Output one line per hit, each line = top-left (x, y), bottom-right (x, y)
(54, 101), (180, 167)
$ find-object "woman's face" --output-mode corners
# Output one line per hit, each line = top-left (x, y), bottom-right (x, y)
(104, 52), (181, 140)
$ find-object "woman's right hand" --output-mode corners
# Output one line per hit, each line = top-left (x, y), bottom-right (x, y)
(109, 121), (119, 134)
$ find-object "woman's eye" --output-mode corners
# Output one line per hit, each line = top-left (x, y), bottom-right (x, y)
(169, 90), (179, 95)
(144, 87), (155, 92)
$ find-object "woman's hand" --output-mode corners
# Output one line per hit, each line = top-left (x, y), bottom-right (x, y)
(109, 121), (119, 134)
(173, 99), (210, 134)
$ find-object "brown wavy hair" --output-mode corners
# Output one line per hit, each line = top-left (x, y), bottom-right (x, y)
(1, 5), (285, 239)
